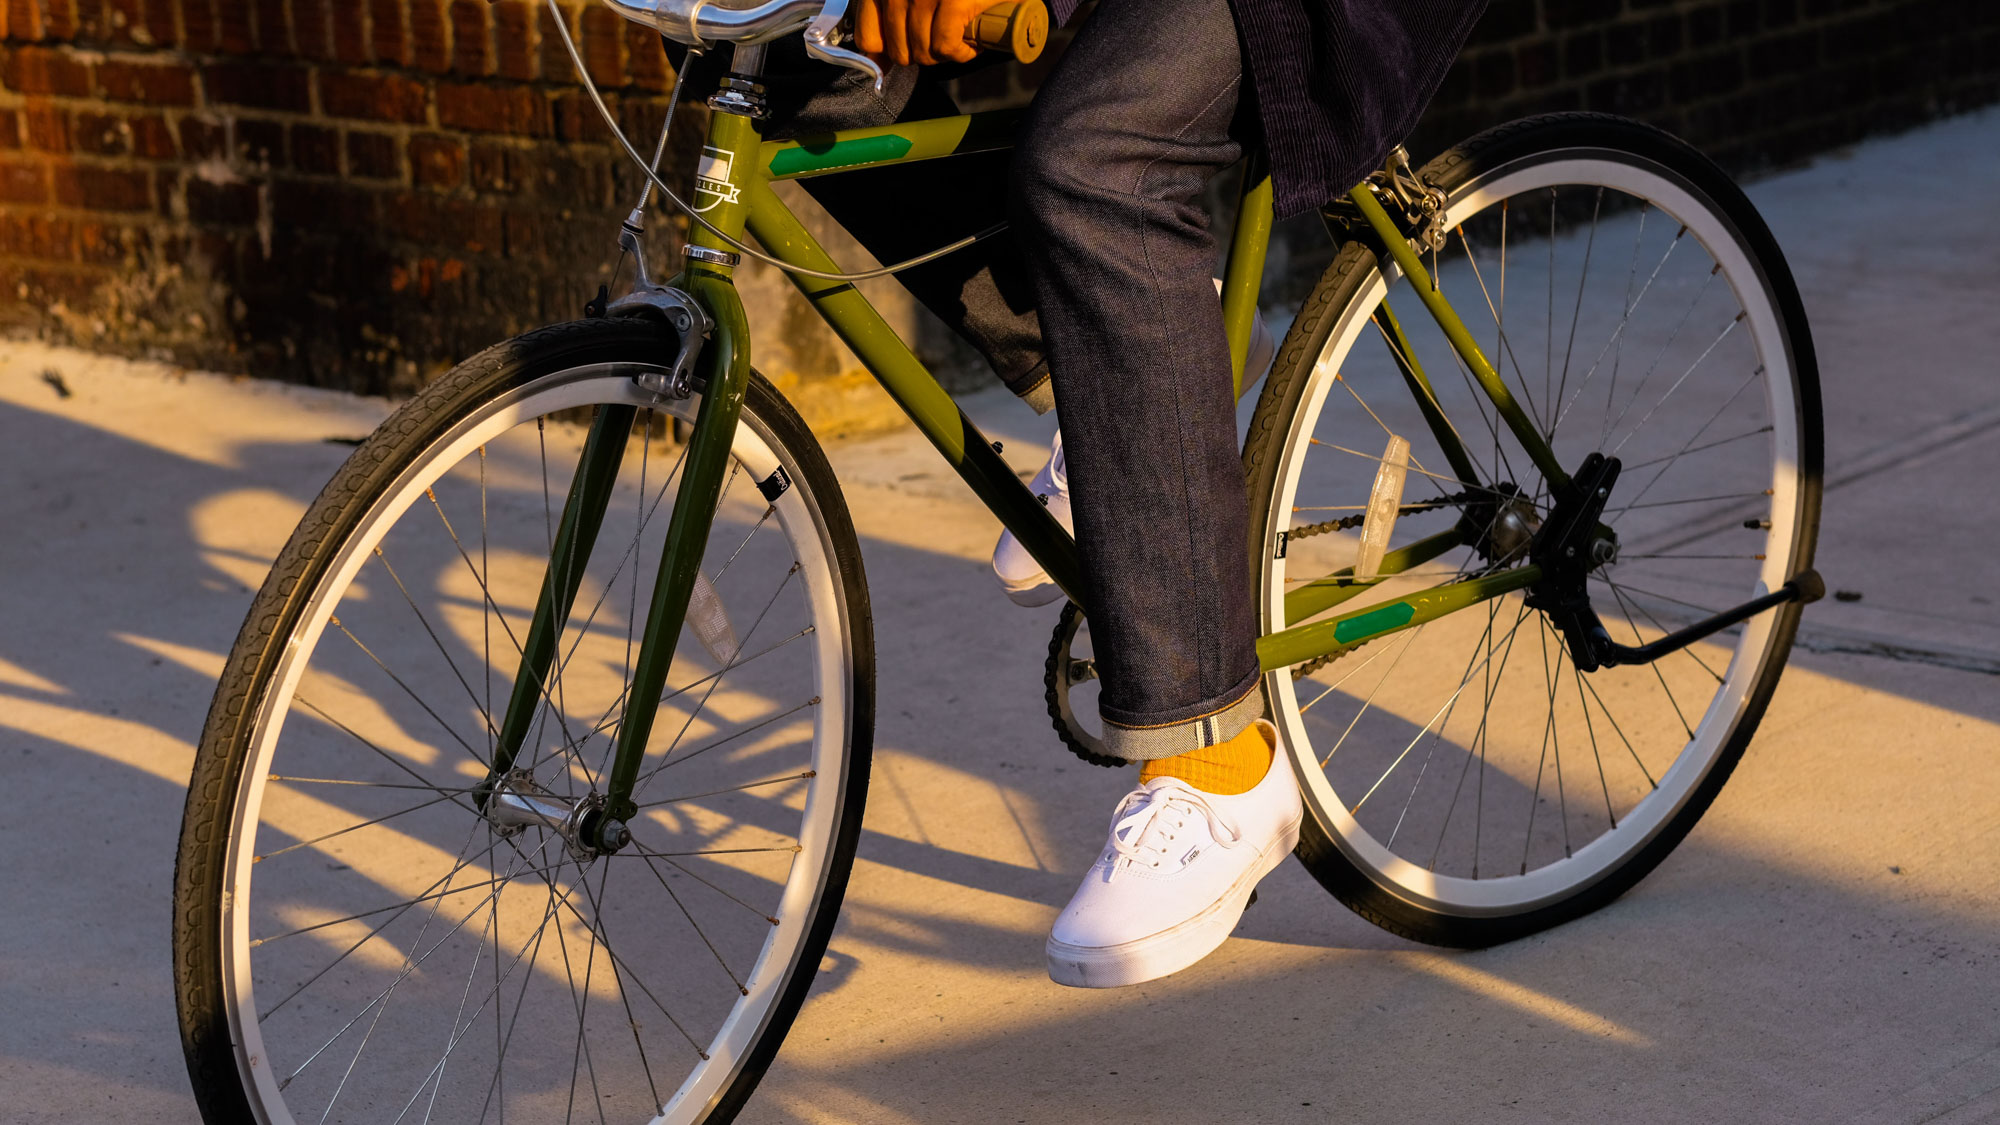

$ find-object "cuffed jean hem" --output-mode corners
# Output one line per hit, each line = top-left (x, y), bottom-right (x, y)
(1099, 672), (1265, 762)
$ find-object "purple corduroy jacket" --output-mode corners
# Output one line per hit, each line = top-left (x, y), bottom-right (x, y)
(1048, 0), (1489, 218)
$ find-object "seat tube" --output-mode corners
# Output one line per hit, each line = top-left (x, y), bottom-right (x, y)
(1222, 149), (1274, 399)
(598, 57), (762, 833)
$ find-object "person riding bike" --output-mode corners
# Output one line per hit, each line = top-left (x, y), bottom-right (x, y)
(681, 0), (1489, 987)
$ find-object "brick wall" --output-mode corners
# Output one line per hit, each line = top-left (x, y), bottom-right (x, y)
(0, 1), (711, 393)
(1412, 0), (2000, 180)
(3, 0), (1997, 407)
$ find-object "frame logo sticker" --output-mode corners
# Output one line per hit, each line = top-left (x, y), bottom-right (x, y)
(695, 146), (741, 211)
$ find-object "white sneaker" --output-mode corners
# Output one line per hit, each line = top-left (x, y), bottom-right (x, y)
(1046, 720), (1302, 988)
(991, 430), (1073, 606)
(991, 294), (1277, 607)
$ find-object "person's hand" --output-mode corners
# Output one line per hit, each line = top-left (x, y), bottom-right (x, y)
(853, 0), (983, 66)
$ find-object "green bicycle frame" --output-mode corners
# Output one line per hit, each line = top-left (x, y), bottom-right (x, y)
(486, 83), (1570, 833)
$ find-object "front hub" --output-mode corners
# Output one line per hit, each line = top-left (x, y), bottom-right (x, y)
(486, 771), (630, 858)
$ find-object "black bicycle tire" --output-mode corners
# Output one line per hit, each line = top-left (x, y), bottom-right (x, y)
(1242, 112), (1824, 948)
(171, 316), (876, 1124)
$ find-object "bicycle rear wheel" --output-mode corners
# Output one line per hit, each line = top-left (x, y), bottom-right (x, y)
(173, 317), (873, 1123)
(1244, 114), (1822, 947)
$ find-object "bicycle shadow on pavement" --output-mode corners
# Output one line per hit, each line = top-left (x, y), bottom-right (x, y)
(4, 341), (2000, 1124)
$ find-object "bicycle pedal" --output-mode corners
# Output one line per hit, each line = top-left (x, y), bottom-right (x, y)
(1356, 434), (1410, 580)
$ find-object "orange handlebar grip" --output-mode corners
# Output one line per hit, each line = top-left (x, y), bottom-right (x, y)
(966, 0), (1049, 62)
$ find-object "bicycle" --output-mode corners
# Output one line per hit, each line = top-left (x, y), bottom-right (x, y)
(172, 0), (1824, 1120)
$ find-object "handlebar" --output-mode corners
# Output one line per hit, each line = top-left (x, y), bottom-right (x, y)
(603, 0), (1048, 63)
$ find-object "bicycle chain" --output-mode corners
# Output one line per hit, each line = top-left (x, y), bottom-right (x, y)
(1284, 490), (1478, 679)
(1285, 489), (1476, 541)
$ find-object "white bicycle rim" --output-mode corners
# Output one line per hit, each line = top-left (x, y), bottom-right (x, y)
(1264, 151), (1805, 917)
(218, 364), (854, 1123)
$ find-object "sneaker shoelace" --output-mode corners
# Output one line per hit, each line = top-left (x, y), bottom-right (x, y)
(1105, 783), (1241, 881)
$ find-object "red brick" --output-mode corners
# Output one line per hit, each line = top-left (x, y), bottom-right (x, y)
(202, 61), (313, 112)
(53, 164), (152, 211)
(408, 133), (463, 188)
(345, 129), (400, 178)
(493, 1), (535, 81)
(1, 46), (93, 97)
(436, 82), (547, 135)
(292, 0), (331, 59)
(235, 117), (284, 164)
(129, 113), (175, 158)
(579, 5), (623, 87)
(0, 213), (74, 261)
(332, 0), (369, 63)
(271, 177), (377, 230)
(186, 177), (258, 223)
(369, 0), (407, 64)
(552, 90), (613, 145)
(625, 21), (668, 91)
(318, 71), (430, 123)
(5, 0), (47, 41)
(138, 0), (176, 47)
(182, 0), (222, 50)
(74, 220), (140, 265)
(409, 0), (449, 73)
(23, 104), (70, 153)
(100, 0), (144, 44)
(449, 0), (491, 76)
(290, 123), (338, 173)
(215, 0), (255, 52)
(383, 190), (500, 253)
(73, 0), (129, 43)
(252, 0), (289, 52)
(467, 140), (507, 190)
(0, 263), (107, 309)
(502, 208), (541, 257)
(70, 111), (131, 156)
(507, 145), (611, 202)
(179, 116), (226, 159)
(536, 4), (575, 83)
(41, 0), (77, 37)
(95, 59), (198, 105)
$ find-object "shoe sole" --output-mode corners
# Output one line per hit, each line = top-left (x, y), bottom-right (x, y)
(1044, 815), (1301, 989)
(998, 575), (1066, 608)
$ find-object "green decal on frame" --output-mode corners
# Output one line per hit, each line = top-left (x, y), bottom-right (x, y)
(1334, 601), (1417, 645)
(769, 135), (915, 177)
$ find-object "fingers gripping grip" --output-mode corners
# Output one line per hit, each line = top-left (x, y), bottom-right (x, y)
(966, 0), (1049, 62)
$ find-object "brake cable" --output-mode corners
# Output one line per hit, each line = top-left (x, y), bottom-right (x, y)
(545, 0), (1010, 282)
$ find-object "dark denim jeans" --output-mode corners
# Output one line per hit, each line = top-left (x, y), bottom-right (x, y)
(714, 0), (1263, 759)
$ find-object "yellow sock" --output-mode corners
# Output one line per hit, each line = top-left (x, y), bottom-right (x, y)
(1139, 721), (1273, 796)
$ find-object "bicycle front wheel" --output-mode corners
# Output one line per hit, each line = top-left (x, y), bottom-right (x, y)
(173, 317), (873, 1123)
(1245, 114), (1822, 947)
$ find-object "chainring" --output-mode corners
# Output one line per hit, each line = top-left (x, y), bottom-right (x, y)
(1043, 602), (1126, 768)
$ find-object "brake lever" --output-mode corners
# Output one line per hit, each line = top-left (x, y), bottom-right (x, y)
(803, 0), (885, 91)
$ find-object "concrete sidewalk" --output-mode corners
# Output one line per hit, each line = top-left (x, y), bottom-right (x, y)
(3, 105), (1999, 1124)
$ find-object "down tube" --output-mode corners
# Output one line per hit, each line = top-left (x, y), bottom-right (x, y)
(741, 179), (1085, 605)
